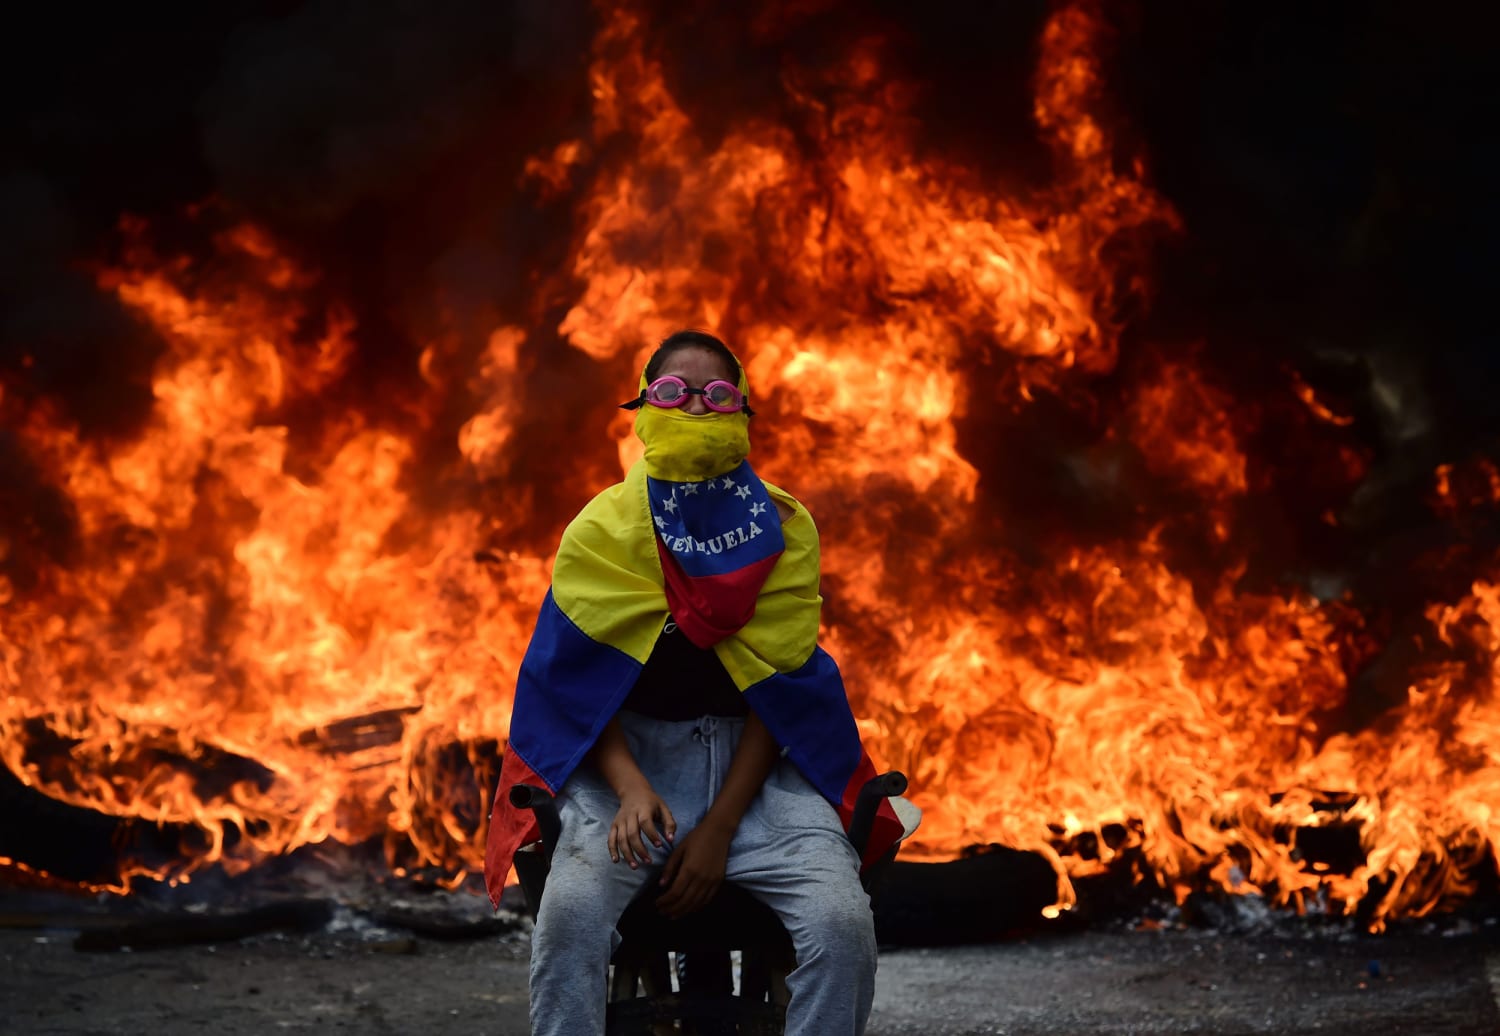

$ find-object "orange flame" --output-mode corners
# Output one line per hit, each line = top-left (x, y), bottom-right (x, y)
(1, 0), (1496, 931)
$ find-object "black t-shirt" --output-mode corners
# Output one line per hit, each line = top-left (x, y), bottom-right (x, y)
(621, 617), (748, 720)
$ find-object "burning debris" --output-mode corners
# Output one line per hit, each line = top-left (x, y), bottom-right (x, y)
(1, 0), (1496, 937)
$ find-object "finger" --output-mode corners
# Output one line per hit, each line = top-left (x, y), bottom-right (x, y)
(608, 825), (621, 864)
(659, 852), (681, 888)
(662, 880), (708, 919)
(679, 881), (716, 917)
(639, 814), (663, 849)
(657, 884), (685, 916)
(627, 822), (653, 866)
(659, 803), (677, 842)
(693, 880), (721, 912)
(624, 818), (645, 868)
(661, 872), (700, 914)
(656, 864), (688, 906)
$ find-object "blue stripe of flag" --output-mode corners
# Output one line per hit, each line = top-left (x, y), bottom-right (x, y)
(508, 590), (644, 788)
(742, 646), (863, 803)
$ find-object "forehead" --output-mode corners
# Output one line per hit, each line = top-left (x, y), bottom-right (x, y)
(656, 347), (735, 383)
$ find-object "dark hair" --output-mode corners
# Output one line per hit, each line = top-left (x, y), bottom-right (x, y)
(644, 329), (742, 384)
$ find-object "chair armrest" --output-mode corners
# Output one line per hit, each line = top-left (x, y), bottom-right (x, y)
(847, 771), (908, 861)
(509, 783), (561, 865)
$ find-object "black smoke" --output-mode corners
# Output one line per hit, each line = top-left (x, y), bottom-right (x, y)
(2, 0), (1496, 603)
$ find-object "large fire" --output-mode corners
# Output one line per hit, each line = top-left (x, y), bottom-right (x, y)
(1, 1), (1495, 932)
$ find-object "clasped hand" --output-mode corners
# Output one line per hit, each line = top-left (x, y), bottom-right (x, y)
(608, 785), (731, 919)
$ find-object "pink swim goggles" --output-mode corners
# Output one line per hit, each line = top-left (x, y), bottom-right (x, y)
(619, 376), (753, 415)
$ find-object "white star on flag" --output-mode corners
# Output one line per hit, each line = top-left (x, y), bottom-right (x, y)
(654, 515), (667, 529)
(736, 485), (751, 500)
(663, 495), (678, 514)
(682, 483), (699, 495)
(750, 501), (767, 516)
(721, 476), (736, 490)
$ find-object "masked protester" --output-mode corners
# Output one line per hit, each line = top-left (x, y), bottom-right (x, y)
(485, 330), (906, 1036)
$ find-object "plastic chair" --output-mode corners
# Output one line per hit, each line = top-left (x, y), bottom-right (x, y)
(510, 771), (909, 1035)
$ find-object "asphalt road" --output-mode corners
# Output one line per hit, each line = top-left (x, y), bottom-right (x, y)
(4, 909), (1498, 1035)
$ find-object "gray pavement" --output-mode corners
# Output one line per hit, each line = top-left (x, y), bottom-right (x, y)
(4, 914), (1499, 1034)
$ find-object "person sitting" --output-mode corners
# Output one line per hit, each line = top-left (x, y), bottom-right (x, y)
(485, 329), (906, 1036)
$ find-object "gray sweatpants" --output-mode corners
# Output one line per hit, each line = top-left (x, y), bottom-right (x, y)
(528, 710), (876, 1035)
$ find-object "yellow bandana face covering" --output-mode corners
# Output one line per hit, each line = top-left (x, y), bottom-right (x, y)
(631, 355), (753, 482)
(635, 405), (750, 482)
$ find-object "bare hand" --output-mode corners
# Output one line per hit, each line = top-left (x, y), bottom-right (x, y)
(609, 785), (676, 868)
(656, 823), (731, 918)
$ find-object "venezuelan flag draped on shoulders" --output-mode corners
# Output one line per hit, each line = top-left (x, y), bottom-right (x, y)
(484, 367), (905, 906)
